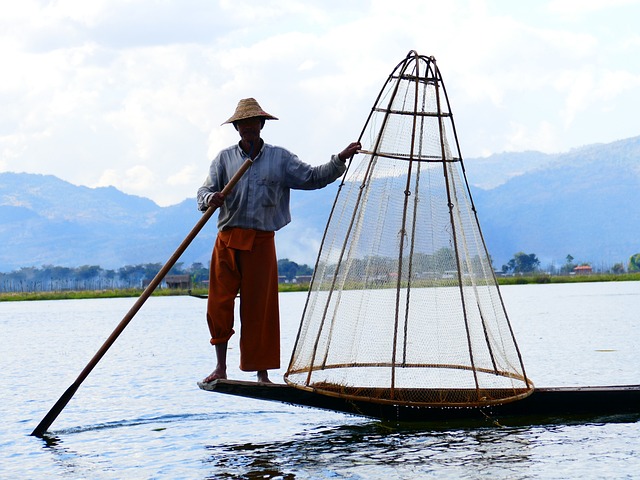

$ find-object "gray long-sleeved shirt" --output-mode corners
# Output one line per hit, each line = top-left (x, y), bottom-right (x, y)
(197, 142), (346, 232)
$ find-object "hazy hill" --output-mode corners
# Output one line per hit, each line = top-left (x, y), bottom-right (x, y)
(470, 136), (640, 268)
(464, 150), (554, 189)
(0, 135), (639, 272)
(0, 173), (215, 270)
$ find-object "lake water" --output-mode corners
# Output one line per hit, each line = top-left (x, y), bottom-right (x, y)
(1, 281), (639, 479)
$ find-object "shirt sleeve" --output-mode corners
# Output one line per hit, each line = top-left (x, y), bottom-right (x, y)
(284, 152), (346, 190)
(196, 176), (215, 212)
(196, 153), (226, 212)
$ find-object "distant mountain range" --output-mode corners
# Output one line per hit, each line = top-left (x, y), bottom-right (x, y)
(468, 136), (640, 269)
(1, 135), (639, 272)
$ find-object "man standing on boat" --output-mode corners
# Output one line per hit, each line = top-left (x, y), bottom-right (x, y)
(197, 98), (360, 384)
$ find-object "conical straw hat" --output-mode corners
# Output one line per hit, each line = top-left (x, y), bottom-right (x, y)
(222, 98), (279, 125)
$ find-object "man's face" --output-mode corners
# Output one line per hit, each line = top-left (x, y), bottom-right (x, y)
(236, 117), (263, 144)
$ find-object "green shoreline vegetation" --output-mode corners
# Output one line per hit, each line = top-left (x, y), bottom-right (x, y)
(2, 272), (639, 302)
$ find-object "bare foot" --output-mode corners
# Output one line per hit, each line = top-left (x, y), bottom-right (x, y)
(202, 368), (227, 383)
(257, 370), (272, 383)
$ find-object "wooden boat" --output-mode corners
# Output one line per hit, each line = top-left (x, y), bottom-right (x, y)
(199, 380), (640, 425)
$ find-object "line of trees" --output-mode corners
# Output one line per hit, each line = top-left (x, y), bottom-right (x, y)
(2, 251), (637, 294)
(277, 259), (313, 281)
(0, 259), (313, 293)
(0, 263), (199, 293)
(501, 252), (639, 275)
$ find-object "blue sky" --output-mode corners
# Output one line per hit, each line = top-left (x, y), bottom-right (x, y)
(2, 0), (639, 206)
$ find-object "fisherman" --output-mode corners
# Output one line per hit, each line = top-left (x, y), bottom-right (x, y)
(197, 98), (361, 383)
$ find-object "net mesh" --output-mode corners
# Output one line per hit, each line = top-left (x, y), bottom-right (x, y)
(284, 51), (533, 407)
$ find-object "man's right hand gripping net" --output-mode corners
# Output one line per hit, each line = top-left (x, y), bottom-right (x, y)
(285, 51), (534, 408)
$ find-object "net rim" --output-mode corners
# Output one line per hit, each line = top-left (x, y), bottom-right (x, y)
(283, 378), (535, 408)
(286, 362), (532, 382)
(284, 364), (534, 408)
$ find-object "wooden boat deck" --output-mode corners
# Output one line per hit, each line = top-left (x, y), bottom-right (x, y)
(198, 379), (640, 424)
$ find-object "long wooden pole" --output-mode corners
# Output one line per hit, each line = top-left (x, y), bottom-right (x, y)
(31, 157), (254, 437)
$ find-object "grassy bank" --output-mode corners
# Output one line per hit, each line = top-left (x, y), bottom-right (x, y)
(497, 272), (640, 285)
(0, 288), (190, 302)
(1, 273), (638, 302)
(0, 283), (311, 302)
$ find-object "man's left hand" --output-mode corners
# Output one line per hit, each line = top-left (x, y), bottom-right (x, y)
(338, 142), (362, 162)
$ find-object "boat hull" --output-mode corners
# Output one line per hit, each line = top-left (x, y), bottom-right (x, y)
(198, 380), (640, 425)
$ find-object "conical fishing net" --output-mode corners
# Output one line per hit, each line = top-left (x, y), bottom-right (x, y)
(285, 51), (533, 407)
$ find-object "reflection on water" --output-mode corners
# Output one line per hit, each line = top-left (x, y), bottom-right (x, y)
(35, 411), (640, 479)
(2, 284), (640, 479)
(202, 420), (627, 479)
(203, 423), (534, 479)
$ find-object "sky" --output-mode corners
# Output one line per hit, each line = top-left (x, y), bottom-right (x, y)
(2, 0), (640, 206)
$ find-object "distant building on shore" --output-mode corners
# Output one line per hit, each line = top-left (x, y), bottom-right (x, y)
(573, 265), (592, 275)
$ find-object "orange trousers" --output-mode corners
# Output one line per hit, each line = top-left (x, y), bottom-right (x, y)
(206, 228), (280, 372)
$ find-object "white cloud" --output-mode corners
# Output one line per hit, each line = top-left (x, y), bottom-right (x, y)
(555, 67), (597, 126)
(41, 0), (111, 26)
(95, 164), (155, 198)
(167, 165), (199, 188)
(547, 0), (637, 16)
(1, 0), (640, 205)
(504, 120), (559, 153)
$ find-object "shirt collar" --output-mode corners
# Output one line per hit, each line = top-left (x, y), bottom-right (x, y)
(236, 140), (265, 159)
